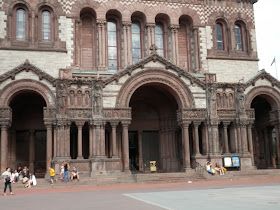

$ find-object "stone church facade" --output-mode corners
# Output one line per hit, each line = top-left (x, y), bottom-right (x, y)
(1, 0), (280, 176)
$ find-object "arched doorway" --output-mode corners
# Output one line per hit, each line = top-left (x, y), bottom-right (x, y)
(9, 91), (47, 175)
(251, 95), (277, 169)
(129, 84), (182, 172)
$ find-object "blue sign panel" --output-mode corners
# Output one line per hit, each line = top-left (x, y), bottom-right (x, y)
(232, 157), (240, 167)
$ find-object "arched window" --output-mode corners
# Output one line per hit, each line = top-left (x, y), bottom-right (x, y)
(155, 23), (164, 56)
(216, 23), (224, 50)
(234, 24), (243, 51)
(132, 22), (141, 64)
(107, 21), (117, 70)
(42, 11), (51, 41)
(16, 9), (26, 40)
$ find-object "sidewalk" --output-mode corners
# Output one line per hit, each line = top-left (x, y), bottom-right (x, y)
(11, 177), (280, 196)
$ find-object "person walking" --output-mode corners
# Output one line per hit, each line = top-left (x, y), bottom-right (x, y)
(2, 167), (15, 196)
(63, 161), (70, 183)
(49, 166), (55, 185)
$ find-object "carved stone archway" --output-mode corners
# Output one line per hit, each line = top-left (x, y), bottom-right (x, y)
(245, 86), (280, 110)
(116, 69), (195, 109)
(0, 79), (56, 108)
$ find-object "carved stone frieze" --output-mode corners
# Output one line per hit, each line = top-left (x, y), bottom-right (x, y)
(103, 108), (132, 121)
(177, 108), (207, 123)
(217, 109), (236, 120)
(67, 108), (91, 119)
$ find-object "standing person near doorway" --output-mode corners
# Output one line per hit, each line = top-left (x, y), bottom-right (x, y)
(63, 161), (70, 183)
(2, 167), (15, 196)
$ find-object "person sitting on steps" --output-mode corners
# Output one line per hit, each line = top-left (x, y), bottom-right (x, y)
(71, 167), (79, 181)
(206, 161), (215, 175)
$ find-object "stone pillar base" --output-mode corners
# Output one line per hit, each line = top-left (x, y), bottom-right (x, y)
(90, 158), (122, 176)
(240, 157), (256, 171)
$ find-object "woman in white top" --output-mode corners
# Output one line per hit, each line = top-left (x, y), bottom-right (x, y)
(2, 167), (15, 196)
(60, 165), (64, 181)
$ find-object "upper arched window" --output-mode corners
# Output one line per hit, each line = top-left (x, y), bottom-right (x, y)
(155, 23), (164, 56)
(132, 21), (141, 64)
(216, 23), (224, 50)
(107, 20), (118, 70)
(234, 24), (243, 51)
(42, 11), (51, 41)
(16, 9), (26, 40)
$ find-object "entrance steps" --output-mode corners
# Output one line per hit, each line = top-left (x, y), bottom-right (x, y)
(11, 169), (280, 191)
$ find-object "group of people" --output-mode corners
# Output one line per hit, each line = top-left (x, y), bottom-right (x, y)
(206, 161), (226, 175)
(49, 161), (80, 185)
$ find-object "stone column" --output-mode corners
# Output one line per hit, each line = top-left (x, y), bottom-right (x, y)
(75, 19), (81, 67)
(181, 122), (191, 171)
(11, 131), (16, 170)
(264, 128), (270, 166)
(53, 126), (57, 158)
(76, 122), (84, 159)
(111, 122), (118, 158)
(211, 124), (219, 154)
(92, 123), (97, 157)
(170, 25), (179, 65)
(241, 123), (248, 154)
(122, 22), (132, 66)
(46, 124), (53, 171)
(237, 124), (241, 153)
(122, 122), (130, 172)
(89, 122), (93, 157)
(193, 122), (201, 155)
(193, 27), (200, 73)
(146, 23), (155, 55)
(138, 130), (144, 171)
(275, 124), (280, 168)
(268, 128), (276, 168)
(223, 122), (230, 154)
(1, 124), (9, 172)
(29, 130), (35, 174)
(97, 20), (106, 70)
(247, 123), (254, 165)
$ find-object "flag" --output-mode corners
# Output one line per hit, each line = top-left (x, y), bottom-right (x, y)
(271, 57), (276, 66)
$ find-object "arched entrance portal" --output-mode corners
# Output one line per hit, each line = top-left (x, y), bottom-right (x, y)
(251, 95), (277, 169)
(129, 84), (182, 172)
(9, 91), (47, 175)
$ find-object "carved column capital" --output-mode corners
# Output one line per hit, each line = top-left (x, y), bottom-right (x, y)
(75, 121), (85, 128)
(146, 23), (155, 28)
(110, 121), (119, 128)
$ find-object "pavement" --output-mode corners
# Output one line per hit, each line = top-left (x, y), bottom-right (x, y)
(1, 178), (280, 210)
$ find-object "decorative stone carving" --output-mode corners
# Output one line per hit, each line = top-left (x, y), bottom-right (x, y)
(67, 108), (91, 119)
(217, 109), (236, 120)
(92, 82), (103, 115)
(103, 108), (132, 120)
(207, 85), (217, 116)
(177, 109), (207, 122)
(0, 107), (12, 123)
(217, 91), (234, 108)
(57, 82), (68, 114)
(236, 86), (246, 116)
(43, 107), (56, 123)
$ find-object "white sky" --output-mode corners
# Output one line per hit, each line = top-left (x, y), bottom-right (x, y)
(254, 0), (280, 79)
